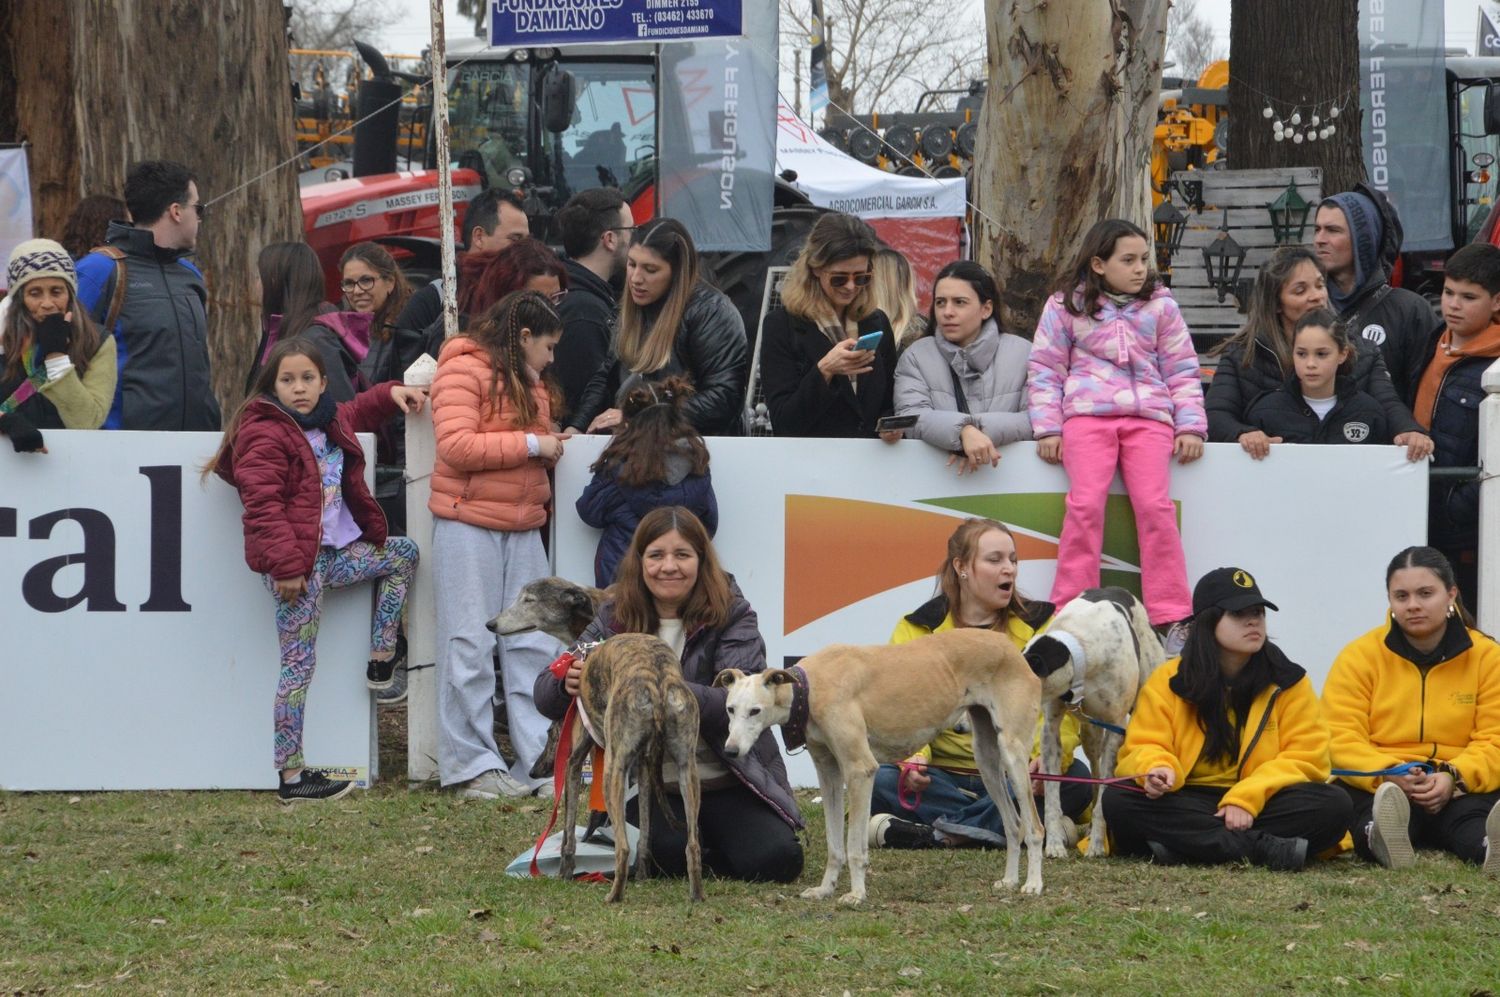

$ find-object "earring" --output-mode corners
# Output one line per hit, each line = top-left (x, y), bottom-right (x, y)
(1448, 603), (1457, 618)
(960, 573), (968, 580)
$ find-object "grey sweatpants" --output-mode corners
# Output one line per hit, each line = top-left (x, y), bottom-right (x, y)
(433, 518), (559, 789)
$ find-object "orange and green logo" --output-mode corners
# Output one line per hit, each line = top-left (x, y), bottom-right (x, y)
(782, 493), (1179, 634)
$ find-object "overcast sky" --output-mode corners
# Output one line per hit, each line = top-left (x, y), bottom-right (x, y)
(379, 2), (1489, 65)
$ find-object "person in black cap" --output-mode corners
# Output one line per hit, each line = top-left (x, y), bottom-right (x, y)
(1100, 567), (1351, 869)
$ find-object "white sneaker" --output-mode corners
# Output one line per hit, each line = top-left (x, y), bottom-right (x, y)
(1369, 782), (1415, 869)
(460, 769), (533, 800)
(868, 813), (893, 848)
(1483, 799), (1500, 877)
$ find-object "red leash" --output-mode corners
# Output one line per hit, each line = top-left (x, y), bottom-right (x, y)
(530, 652), (579, 878)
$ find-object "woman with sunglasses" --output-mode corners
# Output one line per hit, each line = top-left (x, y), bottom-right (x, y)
(892, 260), (1032, 474)
(756, 212), (897, 438)
(569, 218), (748, 436)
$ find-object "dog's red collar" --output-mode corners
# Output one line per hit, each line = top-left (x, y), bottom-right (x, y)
(782, 665), (811, 751)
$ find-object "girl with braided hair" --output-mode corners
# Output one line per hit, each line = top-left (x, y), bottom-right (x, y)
(577, 374), (718, 587)
(430, 290), (568, 800)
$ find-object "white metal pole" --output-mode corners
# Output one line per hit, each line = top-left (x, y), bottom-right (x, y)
(1476, 358), (1500, 631)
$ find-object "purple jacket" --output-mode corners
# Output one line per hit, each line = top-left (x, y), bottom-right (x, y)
(534, 589), (803, 830)
(1027, 285), (1207, 439)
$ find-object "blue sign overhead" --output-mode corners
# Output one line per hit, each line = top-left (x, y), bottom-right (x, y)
(489, 0), (744, 46)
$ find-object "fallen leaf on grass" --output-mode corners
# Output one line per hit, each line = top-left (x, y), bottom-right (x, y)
(541, 915), (555, 929)
(1332, 976), (1349, 987)
(898, 967), (923, 979)
(414, 845), (434, 855)
(239, 851), (258, 858)
(409, 908), (433, 918)
(957, 904), (973, 913)
(1193, 911), (1208, 919)
(477, 930), (499, 944)
(337, 927), (364, 941)
(1285, 942), (1296, 952)
(468, 908), (491, 920)
(23, 851), (38, 861)
(148, 918), (167, 926)
(1343, 939), (1374, 953)
(68, 796), (81, 804)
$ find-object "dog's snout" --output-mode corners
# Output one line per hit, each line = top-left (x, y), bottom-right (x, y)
(723, 744), (740, 759)
(484, 619), (497, 633)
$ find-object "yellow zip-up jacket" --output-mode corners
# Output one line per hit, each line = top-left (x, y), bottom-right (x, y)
(1323, 620), (1500, 794)
(1117, 646), (1332, 817)
(891, 595), (1082, 768)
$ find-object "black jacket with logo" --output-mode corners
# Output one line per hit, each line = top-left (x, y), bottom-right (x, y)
(1244, 374), (1390, 446)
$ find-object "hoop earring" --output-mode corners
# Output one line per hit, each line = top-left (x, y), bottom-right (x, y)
(959, 573), (968, 580)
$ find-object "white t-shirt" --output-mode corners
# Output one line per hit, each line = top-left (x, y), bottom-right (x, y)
(655, 617), (730, 789)
(1303, 394), (1337, 421)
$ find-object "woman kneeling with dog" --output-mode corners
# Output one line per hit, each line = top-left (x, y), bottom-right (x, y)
(868, 517), (1093, 849)
(1101, 568), (1350, 869)
(534, 506), (805, 882)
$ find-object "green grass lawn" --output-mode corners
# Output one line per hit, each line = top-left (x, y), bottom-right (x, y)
(4, 723), (1499, 994)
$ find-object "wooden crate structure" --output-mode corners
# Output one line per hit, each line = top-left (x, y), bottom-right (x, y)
(1164, 166), (1322, 359)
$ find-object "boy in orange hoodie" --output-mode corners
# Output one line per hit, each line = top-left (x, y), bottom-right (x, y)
(1410, 243), (1500, 603)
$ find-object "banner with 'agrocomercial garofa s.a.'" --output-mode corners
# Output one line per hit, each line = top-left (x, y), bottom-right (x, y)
(489, 0), (743, 46)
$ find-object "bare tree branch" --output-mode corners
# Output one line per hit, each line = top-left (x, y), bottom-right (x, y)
(1166, 0), (1224, 80)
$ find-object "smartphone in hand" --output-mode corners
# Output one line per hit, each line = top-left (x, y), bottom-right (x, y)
(852, 329), (884, 352)
(875, 414), (918, 432)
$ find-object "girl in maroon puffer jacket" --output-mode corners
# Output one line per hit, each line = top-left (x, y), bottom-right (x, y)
(208, 339), (427, 804)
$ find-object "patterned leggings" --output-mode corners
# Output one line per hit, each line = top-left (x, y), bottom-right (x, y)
(266, 538), (419, 770)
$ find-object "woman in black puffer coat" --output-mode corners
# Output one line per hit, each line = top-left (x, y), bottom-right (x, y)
(1206, 246), (1431, 462)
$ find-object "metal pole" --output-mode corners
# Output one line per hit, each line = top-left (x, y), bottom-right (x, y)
(1477, 357), (1500, 630)
(431, 0), (458, 344)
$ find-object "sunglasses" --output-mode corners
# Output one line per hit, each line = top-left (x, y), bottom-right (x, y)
(183, 202), (205, 220)
(340, 275), (380, 293)
(825, 271), (872, 289)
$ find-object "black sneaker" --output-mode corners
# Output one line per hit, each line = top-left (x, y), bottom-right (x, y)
(375, 664), (408, 706)
(1250, 833), (1308, 871)
(1147, 840), (1185, 866)
(869, 814), (937, 849)
(277, 769), (355, 805)
(367, 635), (407, 691)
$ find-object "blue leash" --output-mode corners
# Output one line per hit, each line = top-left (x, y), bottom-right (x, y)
(1082, 715), (1127, 736)
(1331, 761), (1431, 778)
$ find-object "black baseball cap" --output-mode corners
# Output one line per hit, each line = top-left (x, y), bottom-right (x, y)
(1192, 567), (1279, 615)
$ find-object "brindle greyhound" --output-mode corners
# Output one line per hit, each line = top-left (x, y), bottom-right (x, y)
(715, 628), (1068, 903)
(488, 578), (704, 903)
(1021, 588), (1165, 858)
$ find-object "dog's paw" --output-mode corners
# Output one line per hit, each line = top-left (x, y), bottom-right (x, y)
(837, 891), (865, 907)
(1021, 878), (1045, 897)
(993, 877), (1018, 892)
(1044, 841), (1071, 860)
(1084, 840), (1108, 859)
(800, 886), (835, 901)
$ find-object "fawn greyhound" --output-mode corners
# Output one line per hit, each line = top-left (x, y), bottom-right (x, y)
(715, 628), (1068, 903)
(488, 577), (703, 903)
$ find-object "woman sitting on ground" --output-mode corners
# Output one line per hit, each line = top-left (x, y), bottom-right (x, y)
(534, 506), (804, 882)
(868, 517), (1091, 849)
(1101, 567), (1350, 870)
(1322, 546), (1500, 874)
(1204, 245), (1431, 461)
(756, 211), (896, 439)
(892, 260), (1033, 474)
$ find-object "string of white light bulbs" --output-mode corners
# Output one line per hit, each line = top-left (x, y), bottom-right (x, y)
(1261, 99), (1348, 145)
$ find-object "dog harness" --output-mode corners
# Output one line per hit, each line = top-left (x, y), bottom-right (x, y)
(1045, 628), (1129, 737)
(781, 665), (812, 751)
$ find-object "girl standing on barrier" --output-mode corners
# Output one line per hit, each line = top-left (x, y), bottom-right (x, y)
(1101, 568), (1350, 869)
(866, 517), (1091, 849)
(1323, 546), (1500, 873)
(431, 291), (566, 800)
(577, 374), (717, 589)
(894, 260), (1033, 474)
(1027, 219), (1205, 655)
(0, 239), (117, 453)
(1243, 309), (1392, 448)
(209, 339), (424, 803)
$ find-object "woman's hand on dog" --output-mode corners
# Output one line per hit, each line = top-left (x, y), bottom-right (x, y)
(898, 756), (931, 794)
(1142, 765), (1175, 799)
(563, 659), (583, 697)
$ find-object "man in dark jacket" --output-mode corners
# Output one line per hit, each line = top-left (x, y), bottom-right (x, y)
(1314, 183), (1441, 404)
(553, 188), (632, 414)
(76, 160), (221, 431)
(394, 187), (530, 338)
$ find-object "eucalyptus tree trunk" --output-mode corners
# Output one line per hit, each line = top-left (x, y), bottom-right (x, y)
(972, 0), (1171, 335)
(2, 0), (301, 412)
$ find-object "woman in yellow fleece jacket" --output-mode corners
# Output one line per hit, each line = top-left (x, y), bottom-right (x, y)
(1323, 546), (1500, 873)
(866, 517), (1091, 849)
(1102, 567), (1349, 870)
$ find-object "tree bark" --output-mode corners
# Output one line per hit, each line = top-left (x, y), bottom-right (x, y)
(1227, 0), (1364, 195)
(973, 0), (1171, 336)
(2, 1), (301, 414)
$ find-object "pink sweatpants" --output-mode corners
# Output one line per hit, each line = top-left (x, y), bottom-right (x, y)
(1050, 416), (1192, 625)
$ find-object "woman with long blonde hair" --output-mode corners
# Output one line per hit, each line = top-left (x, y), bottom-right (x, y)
(568, 218), (748, 436)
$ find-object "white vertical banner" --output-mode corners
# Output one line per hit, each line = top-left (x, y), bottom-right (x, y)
(0, 146), (34, 289)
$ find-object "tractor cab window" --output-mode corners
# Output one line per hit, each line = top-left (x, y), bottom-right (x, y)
(1455, 80), (1500, 242)
(541, 61), (656, 197)
(448, 62), (530, 190)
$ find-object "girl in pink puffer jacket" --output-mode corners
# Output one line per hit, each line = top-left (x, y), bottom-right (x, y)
(1027, 219), (1207, 653)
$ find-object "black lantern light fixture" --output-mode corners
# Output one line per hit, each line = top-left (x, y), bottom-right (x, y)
(1179, 177), (1205, 213)
(1153, 197), (1188, 271)
(1202, 210), (1247, 304)
(1266, 180), (1312, 245)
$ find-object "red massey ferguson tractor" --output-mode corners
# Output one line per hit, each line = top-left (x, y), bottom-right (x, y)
(299, 38), (822, 334)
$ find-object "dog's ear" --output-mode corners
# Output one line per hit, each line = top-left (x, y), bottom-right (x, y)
(1024, 635), (1072, 680)
(566, 585), (597, 634)
(764, 669), (796, 686)
(712, 669), (744, 689)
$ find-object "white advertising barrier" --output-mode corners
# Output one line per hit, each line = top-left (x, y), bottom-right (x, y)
(775, 104), (967, 219)
(554, 437), (1428, 787)
(0, 433), (378, 790)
